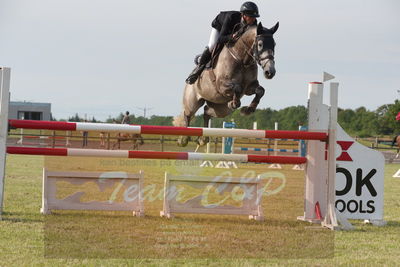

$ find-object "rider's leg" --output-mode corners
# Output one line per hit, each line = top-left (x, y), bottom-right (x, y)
(185, 28), (219, 84)
(185, 47), (212, 84)
(208, 28), (220, 51)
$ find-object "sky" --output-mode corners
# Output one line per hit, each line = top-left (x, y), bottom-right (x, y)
(0, 0), (399, 121)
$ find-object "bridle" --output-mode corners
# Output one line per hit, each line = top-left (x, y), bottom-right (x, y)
(227, 33), (275, 69)
(254, 34), (275, 68)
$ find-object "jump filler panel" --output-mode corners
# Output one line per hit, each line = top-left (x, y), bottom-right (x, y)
(41, 169), (144, 216)
(160, 173), (264, 220)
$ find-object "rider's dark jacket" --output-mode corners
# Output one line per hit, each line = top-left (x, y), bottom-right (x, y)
(211, 11), (257, 44)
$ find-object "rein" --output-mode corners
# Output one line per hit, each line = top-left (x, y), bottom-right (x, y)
(226, 36), (257, 68)
(226, 33), (275, 69)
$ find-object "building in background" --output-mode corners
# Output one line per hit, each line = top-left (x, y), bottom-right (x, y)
(8, 101), (51, 120)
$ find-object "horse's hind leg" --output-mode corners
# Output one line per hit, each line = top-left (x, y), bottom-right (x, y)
(241, 82), (265, 115)
(176, 85), (205, 147)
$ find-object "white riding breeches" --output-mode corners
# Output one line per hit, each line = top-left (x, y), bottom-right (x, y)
(208, 28), (220, 52)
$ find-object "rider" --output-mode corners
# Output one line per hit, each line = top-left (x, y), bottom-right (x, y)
(185, 1), (260, 85)
(121, 111), (130, 124)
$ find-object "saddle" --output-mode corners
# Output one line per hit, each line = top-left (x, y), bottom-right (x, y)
(194, 43), (225, 83)
(194, 43), (224, 69)
(196, 26), (246, 83)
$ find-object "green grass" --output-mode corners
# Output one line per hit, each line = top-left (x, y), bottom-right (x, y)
(0, 155), (399, 266)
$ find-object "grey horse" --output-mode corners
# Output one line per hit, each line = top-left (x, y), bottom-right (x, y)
(174, 22), (279, 146)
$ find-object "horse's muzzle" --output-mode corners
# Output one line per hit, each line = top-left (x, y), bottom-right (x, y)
(264, 69), (276, 79)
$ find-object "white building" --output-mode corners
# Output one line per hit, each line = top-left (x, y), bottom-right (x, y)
(8, 101), (51, 120)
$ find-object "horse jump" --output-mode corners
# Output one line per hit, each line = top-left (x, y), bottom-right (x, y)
(0, 67), (386, 229)
(1, 76), (338, 230)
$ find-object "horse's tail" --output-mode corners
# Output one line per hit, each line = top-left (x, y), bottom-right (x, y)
(173, 113), (186, 127)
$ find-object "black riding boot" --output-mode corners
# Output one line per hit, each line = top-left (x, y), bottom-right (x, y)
(186, 47), (212, 84)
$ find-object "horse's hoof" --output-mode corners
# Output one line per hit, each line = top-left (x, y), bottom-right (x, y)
(240, 106), (256, 115)
(177, 136), (189, 147)
(197, 136), (209, 146)
(228, 100), (241, 110)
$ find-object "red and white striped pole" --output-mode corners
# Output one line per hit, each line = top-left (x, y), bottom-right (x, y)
(8, 119), (328, 141)
(6, 146), (307, 165)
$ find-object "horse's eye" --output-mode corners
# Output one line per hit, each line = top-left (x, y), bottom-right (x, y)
(258, 41), (263, 50)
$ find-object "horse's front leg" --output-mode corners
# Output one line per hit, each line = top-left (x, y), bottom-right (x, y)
(197, 106), (211, 146)
(227, 83), (243, 110)
(241, 82), (265, 115)
(177, 114), (192, 147)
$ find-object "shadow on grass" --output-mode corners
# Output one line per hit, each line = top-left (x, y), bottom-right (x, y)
(167, 214), (309, 228)
(385, 220), (400, 227)
(1, 211), (44, 223)
(43, 211), (334, 260)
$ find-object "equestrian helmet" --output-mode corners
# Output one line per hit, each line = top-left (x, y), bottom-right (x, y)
(240, 1), (260, 17)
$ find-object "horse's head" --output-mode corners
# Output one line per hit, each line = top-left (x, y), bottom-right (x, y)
(254, 22), (279, 79)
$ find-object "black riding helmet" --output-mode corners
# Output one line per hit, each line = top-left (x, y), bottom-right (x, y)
(240, 1), (260, 17)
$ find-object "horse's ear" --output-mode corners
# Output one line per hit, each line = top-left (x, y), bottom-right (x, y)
(269, 22), (279, 34)
(257, 22), (264, 34)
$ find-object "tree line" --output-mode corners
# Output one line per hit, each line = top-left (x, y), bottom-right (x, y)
(63, 100), (400, 138)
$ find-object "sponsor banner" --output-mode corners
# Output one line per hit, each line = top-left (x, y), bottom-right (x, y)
(335, 124), (385, 220)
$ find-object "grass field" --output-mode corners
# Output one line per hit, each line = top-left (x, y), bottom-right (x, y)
(0, 154), (399, 266)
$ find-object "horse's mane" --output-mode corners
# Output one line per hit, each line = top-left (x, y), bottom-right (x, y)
(227, 25), (257, 50)
(225, 25), (257, 52)
(240, 25), (257, 40)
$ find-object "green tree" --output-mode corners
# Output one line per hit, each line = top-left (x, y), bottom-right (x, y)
(376, 101), (400, 135)
(68, 113), (82, 122)
(276, 106), (307, 130)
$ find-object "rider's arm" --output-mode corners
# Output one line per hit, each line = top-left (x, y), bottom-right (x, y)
(218, 15), (234, 44)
